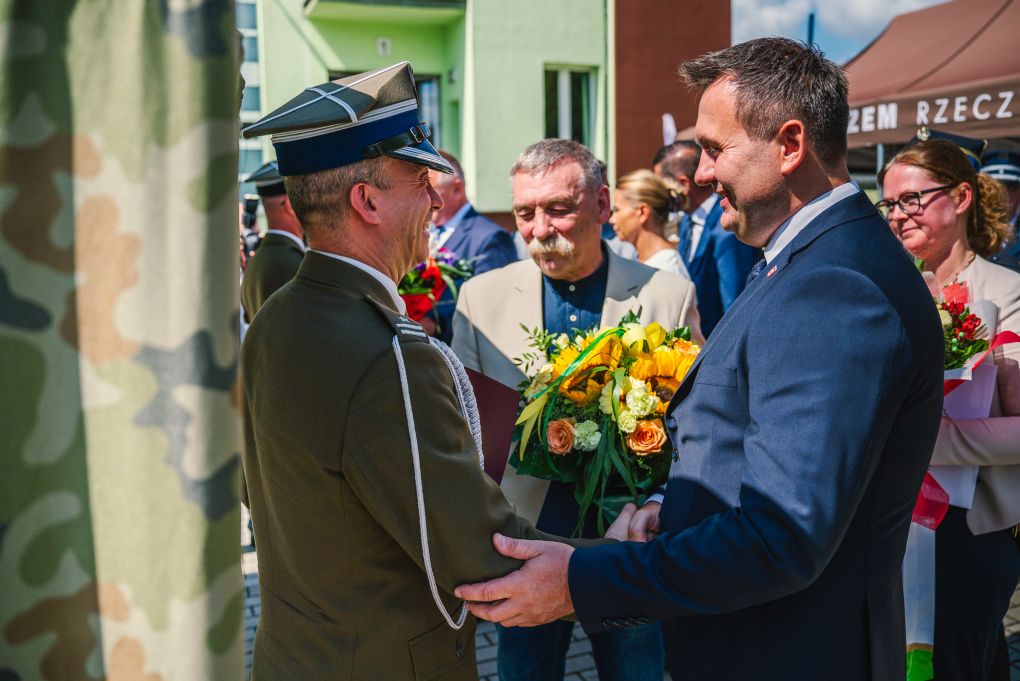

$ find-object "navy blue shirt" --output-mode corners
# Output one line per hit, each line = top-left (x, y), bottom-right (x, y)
(536, 246), (610, 537)
(541, 247), (609, 338)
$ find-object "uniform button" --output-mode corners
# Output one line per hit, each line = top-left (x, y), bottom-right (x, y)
(569, 314), (577, 322)
(455, 641), (463, 659)
(568, 284), (576, 292)
(666, 417), (677, 429)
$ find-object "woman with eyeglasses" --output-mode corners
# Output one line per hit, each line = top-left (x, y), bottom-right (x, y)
(879, 138), (1020, 681)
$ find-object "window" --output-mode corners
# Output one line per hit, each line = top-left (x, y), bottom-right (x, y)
(544, 68), (594, 147)
(415, 76), (441, 147)
(239, 148), (263, 176)
(328, 71), (442, 147)
(241, 86), (261, 113)
(236, 2), (257, 30)
(242, 35), (259, 62)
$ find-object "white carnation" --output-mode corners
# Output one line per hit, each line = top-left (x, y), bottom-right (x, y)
(573, 420), (602, 452)
(617, 409), (638, 433)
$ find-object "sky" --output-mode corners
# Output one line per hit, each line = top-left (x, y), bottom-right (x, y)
(732, 0), (949, 64)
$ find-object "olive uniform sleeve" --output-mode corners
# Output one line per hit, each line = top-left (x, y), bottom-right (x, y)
(341, 336), (595, 593)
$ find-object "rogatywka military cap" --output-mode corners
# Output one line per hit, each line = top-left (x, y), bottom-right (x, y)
(910, 126), (987, 171)
(241, 62), (454, 177)
(980, 150), (1020, 184)
(244, 161), (287, 197)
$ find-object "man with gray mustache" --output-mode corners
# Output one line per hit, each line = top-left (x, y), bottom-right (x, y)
(451, 138), (703, 681)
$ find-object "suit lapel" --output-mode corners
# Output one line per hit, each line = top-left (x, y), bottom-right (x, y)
(666, 190), (877, 413)
(442, 224), (469, 259)
(498, 259), (549, 524)
(690, 201), (723, 265)
(601, 251), (642, 326)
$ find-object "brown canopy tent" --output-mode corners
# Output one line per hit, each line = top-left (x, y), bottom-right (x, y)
(844, 0), (1020, 148)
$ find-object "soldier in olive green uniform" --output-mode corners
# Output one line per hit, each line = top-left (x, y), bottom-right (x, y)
(240, 162), (305, 323)
(241, 63), (588, 681)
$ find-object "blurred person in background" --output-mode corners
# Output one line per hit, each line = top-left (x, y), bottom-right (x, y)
(879, 138), (1020, 681)
(240, 161), (305, 324)
(653, 140), (759, 336)
(980, 149), (1020, 272)
(610, 169), (691, 279)
(427, 149), (517, 342)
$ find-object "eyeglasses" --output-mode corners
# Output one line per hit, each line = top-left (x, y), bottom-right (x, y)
(875, 183), (959, 218)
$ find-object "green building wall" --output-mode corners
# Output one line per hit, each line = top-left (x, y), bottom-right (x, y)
(254, 0), (610, 214)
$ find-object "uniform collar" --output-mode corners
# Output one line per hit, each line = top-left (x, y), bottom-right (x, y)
(265, 229), (307, 252)
(306, 249), (406, 315)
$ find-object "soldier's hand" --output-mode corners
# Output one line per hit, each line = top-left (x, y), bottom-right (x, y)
(455, 534), (574, 627)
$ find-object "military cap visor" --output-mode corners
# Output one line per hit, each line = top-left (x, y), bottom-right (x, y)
(241, 62), (453, 177)
(980, 150), (1020, 184)
(910, 126), (987, 171)
(244, 161), (287, 196)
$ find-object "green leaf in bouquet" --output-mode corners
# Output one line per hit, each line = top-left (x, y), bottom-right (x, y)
(594, 493), (646, 528)
(606, 438), (638, 500)
(515, 393), (549, 460)
(611, 368), (625, 420)
(572, 432), (608, 536)
(619, 310), (641, 325)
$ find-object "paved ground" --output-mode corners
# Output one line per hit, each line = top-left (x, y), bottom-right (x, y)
(241, 548), (1019, 679)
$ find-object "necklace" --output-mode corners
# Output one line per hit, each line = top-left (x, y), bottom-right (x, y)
(941, 251), (976, 288)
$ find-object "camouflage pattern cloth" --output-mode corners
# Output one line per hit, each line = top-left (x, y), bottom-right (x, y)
(0, 1), (244, 678)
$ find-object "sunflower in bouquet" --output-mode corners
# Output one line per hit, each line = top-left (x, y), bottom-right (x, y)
(512, 312), (700, 535)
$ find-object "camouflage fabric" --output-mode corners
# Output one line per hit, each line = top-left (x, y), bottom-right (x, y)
(0, 1), (244, 678)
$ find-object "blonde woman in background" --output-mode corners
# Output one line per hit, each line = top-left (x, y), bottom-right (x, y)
(610, 170), (691, 278)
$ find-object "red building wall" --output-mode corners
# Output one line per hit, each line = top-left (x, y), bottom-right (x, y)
(613, 1), (730, 180)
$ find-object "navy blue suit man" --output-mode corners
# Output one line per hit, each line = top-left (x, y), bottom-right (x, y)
(654, 140), (760, 336)
(428, 150), (517, 343)
(455, 39), (945, 681)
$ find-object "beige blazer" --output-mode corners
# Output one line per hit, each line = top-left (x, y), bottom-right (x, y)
(451, 250), (700, 525)
(929, 256), (1020, 534)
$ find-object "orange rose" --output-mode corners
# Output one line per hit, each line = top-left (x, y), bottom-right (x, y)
(627, 418), (667, 456)
(546, 418), (575, 456)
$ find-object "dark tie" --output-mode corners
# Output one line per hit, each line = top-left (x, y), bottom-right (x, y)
(745, 257), (767, 286)
(677, 214), (693, 264)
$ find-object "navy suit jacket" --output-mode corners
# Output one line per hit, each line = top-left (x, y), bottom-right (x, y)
(682, 200), (760, 336)
(434, 205), (516, 343)
(568, 191), (944, 680)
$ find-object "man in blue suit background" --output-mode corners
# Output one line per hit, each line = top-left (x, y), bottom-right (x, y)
(428, 150), (517, 343)
(654, 140), (760, 336)
(455, 38), (945, 681)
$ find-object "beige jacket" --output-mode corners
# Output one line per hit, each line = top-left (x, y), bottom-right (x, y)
(929, 256), (1020, 533)
(451, 251), (699, 525)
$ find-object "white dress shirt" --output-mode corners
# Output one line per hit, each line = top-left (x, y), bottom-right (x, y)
(309, 249), (407, 315)
(762, 181), (860, 264)
(430, 202), (472, 250)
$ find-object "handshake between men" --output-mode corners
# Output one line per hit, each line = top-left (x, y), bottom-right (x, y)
(455, 502), (661, 627)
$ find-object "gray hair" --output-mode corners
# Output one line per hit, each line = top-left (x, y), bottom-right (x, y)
(509, 139), (602, 193)
(679, 37), (849, 168)
(284, 157), (391, 238)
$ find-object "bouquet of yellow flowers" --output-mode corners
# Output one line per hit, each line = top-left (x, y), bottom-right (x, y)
(512, 312), (699, 535)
